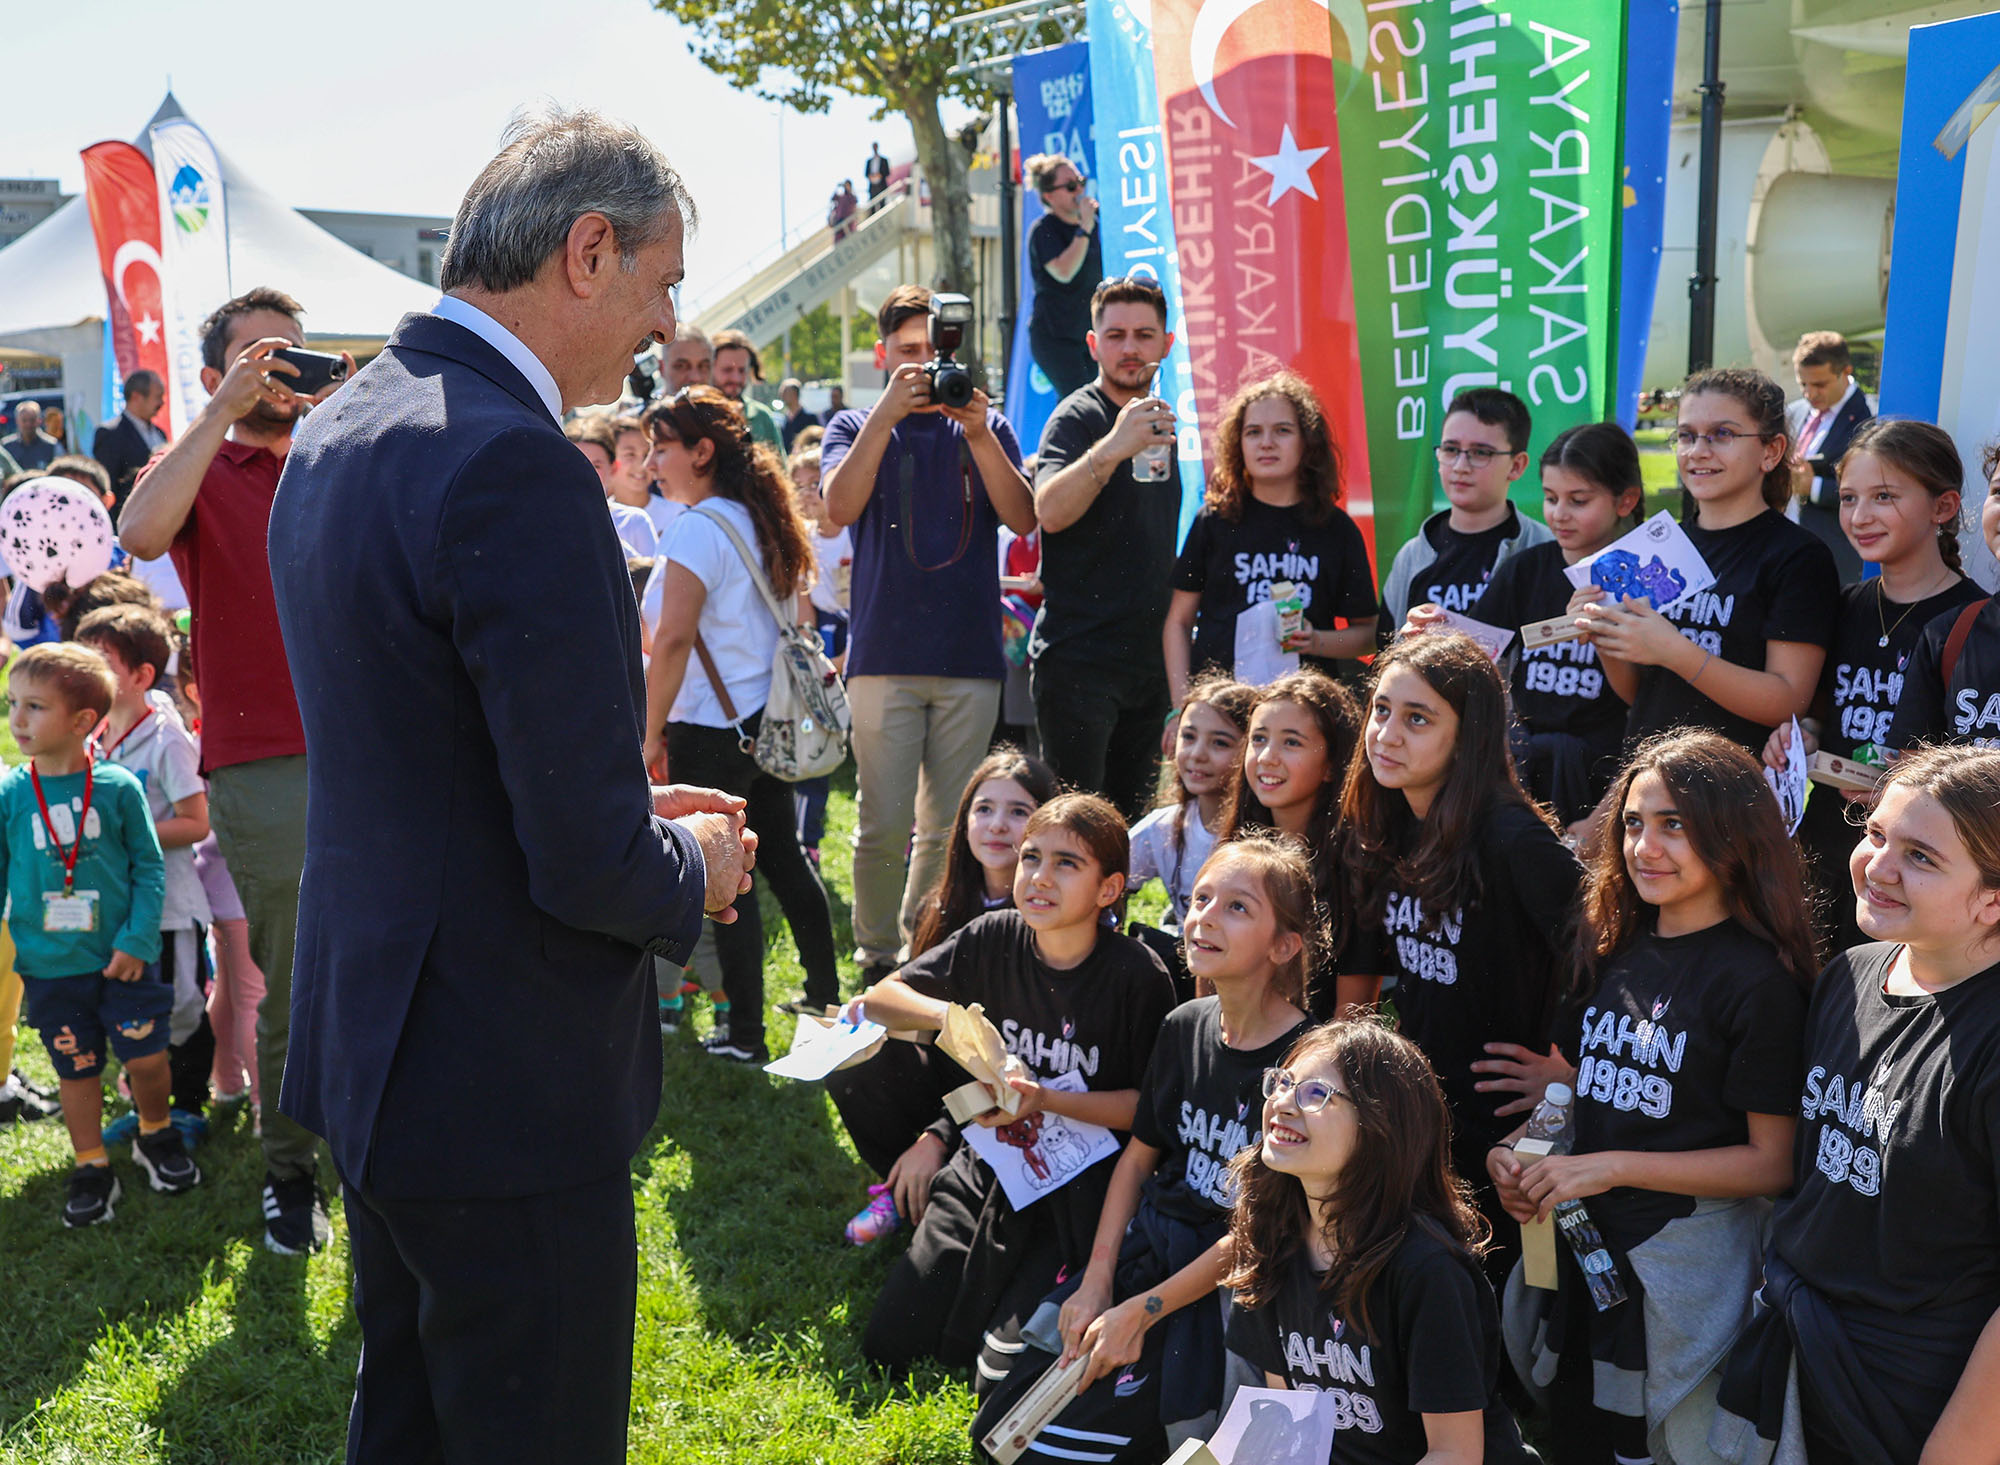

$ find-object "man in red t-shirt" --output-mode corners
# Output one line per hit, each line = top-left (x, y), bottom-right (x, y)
(119, 287), (352, 1257)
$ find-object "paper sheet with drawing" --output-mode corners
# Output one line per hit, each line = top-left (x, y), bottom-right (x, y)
(1233, 599), (1300, 687)
(1764, 717), (1808, 836)
(1562, 510), (1716, 613)
(764, 1014), (888, 1081)
(1205, 1386), (1339, 1464)
(960, 1070), (1120, 1209)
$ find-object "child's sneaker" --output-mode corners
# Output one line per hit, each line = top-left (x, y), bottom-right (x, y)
(169, 1108), (209, 1147)
(63, 1165), (121, 1227)
(102, 1111), (139, 1145)
(700, 1033), (770, 1065)
(0, 1071), (58, 1124)
(133, 1128), (201, 1194)
(844, 1183), (901, 1245)
(263, 1171), (331, 1256)
(658, 994), (684, 1035)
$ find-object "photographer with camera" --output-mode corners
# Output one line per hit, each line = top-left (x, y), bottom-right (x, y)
(823, 285), (1035, 979)
(1030, 275), (1181, 821)
(118, 286), (353, 1258)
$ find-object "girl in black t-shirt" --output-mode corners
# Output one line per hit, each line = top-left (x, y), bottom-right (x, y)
(1337, 634), (1581, 1197)
(1885, 441), (2000, 753)
(1451, 422), (1641, 829)
(970, 835), (1318, 1454)
(828, 747), (1058, 1234)
(1576, 368), (1837, 758)
(1223, 1020), (1536, 1465)
(1164, 372), (1379, 697)
(845, 794), (1177, 1375)
(1720, 746), (2000, 1464)
(1488, 730), (1816, 1464)
(1761, 420), (1979, 952)
(1216, 669), (1362, 1008)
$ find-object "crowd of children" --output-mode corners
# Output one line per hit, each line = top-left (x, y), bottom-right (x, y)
(10, 340), (2000, 1465)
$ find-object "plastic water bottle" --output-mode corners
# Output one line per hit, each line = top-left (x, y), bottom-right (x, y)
(1523, 1083), (1630, 1311)
(844, 1183), (900, 1245)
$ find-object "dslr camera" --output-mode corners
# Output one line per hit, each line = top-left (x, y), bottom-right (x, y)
(924, 293), (977, 411)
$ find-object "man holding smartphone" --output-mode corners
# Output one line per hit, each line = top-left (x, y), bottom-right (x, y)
(1030, 275), (1179, 820)
(1025, 153), (1102, 399)
(117, 286), (352, 1259)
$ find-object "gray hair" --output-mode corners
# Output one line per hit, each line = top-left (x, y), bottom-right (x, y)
(440, 106), (697, 294)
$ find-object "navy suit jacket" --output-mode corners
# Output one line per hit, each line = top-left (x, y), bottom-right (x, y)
(269, 312), (705, 1201)
(1790, 390), (1873, 510)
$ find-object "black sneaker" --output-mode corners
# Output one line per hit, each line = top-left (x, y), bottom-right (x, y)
(133, 1127), (202, 1194)
(263, 1171), (332, 1256)
(63, 1165), (121, 1228)
(659, 998), (684, 1035)
(701, 1033), (771, 1064)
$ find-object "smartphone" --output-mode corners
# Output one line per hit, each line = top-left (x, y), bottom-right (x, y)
(270, 347), (348, 396)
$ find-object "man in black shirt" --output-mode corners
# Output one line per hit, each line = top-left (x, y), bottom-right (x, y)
(1024, 153), (1102, 400)
(864, 141), (891, 211)
(1032, 276), (1179, 819)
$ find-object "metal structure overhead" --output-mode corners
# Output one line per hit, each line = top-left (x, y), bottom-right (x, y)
(945, 0), (1087, 82)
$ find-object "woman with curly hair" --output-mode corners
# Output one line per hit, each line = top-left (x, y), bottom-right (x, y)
(1163, 371), (1378, 704)
(641, 385), (834, 1064)
(1224, 1019), (1535, 1465)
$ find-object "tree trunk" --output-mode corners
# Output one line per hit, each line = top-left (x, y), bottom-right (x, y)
(904, 84), (977, 294)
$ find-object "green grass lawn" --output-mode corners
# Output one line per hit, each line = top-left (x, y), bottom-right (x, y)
(0, 773), (1071, 1464)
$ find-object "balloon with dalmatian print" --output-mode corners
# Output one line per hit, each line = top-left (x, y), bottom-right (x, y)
(1, 477), (115, 593)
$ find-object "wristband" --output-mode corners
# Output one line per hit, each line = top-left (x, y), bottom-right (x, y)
(1689, 648), (1713, 687)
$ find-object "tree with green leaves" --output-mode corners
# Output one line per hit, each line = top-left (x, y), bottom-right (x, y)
(649, 0), (1040, 295)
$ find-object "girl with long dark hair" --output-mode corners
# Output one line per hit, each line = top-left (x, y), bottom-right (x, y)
(640, 385), (834, 1063)
(1719, 747), (2000, 1464)
(1885, 439), (2000, 754)
(971, 835), (1320, 1455)
(1577, 368), (1838, 758)
(1489, 731), (1814, 1464)
(1766, 419), (1979, 951)
(1337, 634), (1581, 1235)
(1224, 1020), (1536, 1464)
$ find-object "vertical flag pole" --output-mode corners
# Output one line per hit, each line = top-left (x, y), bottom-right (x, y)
(998, 88), (1018, 388)
(1688, 0), (1725, 372)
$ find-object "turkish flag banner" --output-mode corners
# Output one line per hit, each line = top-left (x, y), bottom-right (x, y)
(1151, 0), (1375, 561)
(80, 141), (172, 426)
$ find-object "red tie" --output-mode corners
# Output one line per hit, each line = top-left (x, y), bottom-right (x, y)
(1801, 409), (1827, 454)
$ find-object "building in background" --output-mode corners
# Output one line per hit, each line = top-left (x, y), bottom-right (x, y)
(0, 178), (72, 250)
(298, 210), (452, 286)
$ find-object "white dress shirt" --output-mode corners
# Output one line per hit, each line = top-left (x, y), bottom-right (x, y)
(430, 295), (563, 423)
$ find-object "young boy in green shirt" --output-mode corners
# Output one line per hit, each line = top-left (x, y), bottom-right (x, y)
(5, 642), (188, 1226)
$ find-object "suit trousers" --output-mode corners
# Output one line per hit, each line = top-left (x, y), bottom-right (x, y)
(340, 1166), (637, 1465)
(845, 675), (1000, 966)
(207, 754), (320, 1179)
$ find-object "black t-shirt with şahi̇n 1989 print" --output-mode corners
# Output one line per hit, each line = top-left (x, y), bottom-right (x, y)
(1225, 1224), (1536, 1465)
(1173, 498), (1380, 681)
(898, 908), (1175, 1104)
(1339, 800), (1582, 1160)
(1621, 509), (1839, 755)
(1885, 594), (2000, 751)
(1558, 918), (1809, 1249)
(1476, 539), (1626, 742)
(1128, 996), (1309, 1226)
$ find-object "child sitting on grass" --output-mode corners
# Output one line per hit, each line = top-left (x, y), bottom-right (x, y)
(4, 642), (186, 1226)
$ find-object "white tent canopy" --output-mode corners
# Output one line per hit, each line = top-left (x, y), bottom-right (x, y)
(0, 94), (437, 441)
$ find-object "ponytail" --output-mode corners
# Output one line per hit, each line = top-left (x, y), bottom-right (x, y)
(1838, 418), (1966, 578)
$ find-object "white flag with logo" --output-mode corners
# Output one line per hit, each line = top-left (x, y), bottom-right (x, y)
(150, 118), (231, 437)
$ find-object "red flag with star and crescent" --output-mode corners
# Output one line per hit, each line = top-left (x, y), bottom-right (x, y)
(1151, 0), (1374, 562)
(80, 141), (173, 429)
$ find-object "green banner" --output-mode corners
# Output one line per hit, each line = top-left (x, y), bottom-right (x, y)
(1334, 0), (1627, 565)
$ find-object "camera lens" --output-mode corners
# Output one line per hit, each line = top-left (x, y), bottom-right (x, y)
(934, 364), (976, 410)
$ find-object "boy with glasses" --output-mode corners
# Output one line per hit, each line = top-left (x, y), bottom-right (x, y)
(1381, 387), (1550, 624)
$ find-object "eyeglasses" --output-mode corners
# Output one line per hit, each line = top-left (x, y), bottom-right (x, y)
(1435, 443), (1507, 466)
(1262, 1068), (1350, 1114)
(1673, 427), (1768, 453)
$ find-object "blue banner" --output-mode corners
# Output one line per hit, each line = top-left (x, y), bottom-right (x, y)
(1086, 0), (1205, 544)
(1616, 0), (1679, 427)
(1008, 42), (1094, 461)
(1880, 10), (2000, 591)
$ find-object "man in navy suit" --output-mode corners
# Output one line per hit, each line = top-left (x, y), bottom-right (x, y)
(1787, 330), (1874, 584)
(269, 108), (752, 1464)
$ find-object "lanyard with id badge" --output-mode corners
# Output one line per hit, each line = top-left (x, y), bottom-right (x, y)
(31, 760), (96, 932)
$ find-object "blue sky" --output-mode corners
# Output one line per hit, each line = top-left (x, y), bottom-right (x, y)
(11, 0), (963, 312)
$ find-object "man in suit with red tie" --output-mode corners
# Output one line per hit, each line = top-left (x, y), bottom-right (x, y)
(1787, 330), (1874, 584)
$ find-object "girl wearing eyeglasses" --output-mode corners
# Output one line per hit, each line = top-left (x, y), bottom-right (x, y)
(969, 834), (1316, 1454)
(1487, 731), (1813, 1465)
(1223, 1020), (1536, 1465)
(1335, 634), (1581, 1276)
(1574, 367), (1838, 760)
